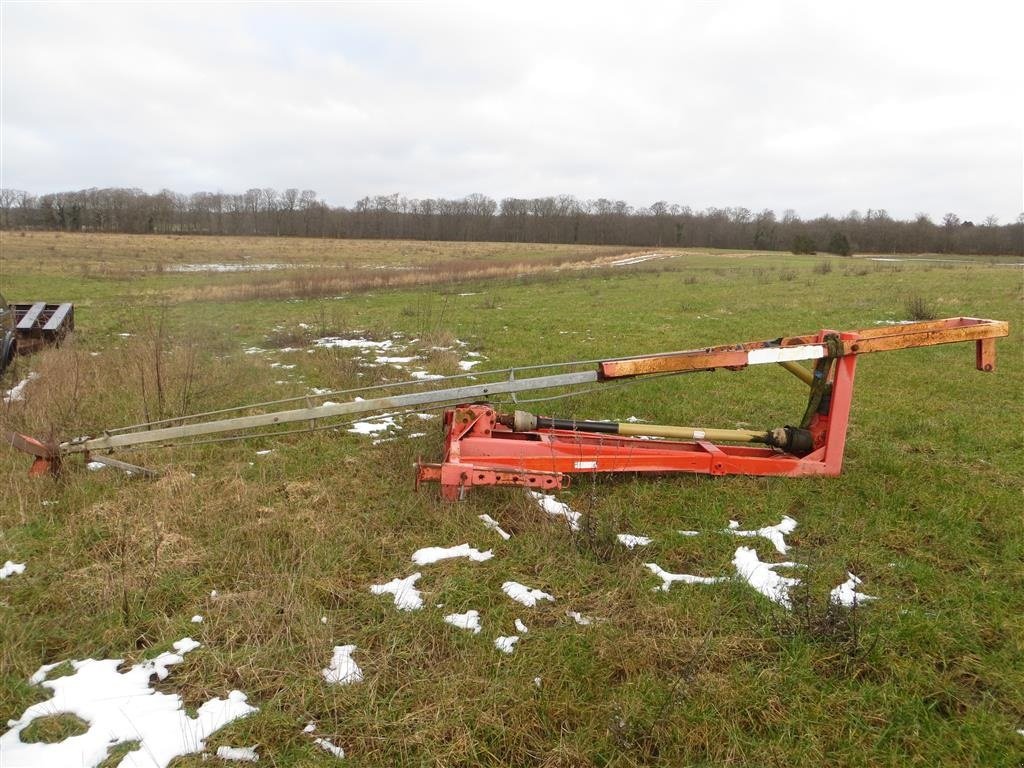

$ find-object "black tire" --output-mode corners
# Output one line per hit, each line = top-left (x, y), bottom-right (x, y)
(0, 333), (16, 379)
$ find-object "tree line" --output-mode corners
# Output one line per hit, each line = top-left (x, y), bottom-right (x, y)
(0, 187), (1020, 255)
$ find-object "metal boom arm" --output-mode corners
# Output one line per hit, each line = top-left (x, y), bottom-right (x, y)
(4, 317), (1008, 482)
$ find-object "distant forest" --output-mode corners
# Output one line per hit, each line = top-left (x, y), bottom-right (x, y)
(1, 187), (1021, 255)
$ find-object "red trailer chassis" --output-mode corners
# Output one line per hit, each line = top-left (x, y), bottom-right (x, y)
(416, 317), (1007, 500)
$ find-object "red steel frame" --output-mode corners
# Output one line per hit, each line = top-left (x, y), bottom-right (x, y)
(416, 318), (1006, 500)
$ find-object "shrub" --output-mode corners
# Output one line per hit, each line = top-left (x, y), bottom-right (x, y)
(791, 234), (817, 255)
(904, 294), (937, 321)
(826, 231), (853, 256)
(812, 261), (833, 275)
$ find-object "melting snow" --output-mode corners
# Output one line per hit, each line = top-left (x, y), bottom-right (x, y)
(527, 491), (581, 531)
(611, 252), (667, 266)
(617, 534), (652, 549)
(322, 645), (363, 685)
(411, 544), (493, 565)
(375, 355), (417, 364)
(725, 516), (798, 554)
(4, 373), (39, 403)
(458, 360), (481, 371)
(314, 336), (394, 351)
(732, 546), (803, 608)
(191, 615), (203, 623)
(514, 618), (529, 633)
(1, 561), (26, 579)
(443, 610), (482, 634)
(677, 530), (700, 537)
(410, 371), (444, 380)
(348, 416), (399, 435)
(494, 636), (519, 654)
(645, 563), (726, 592)
(370, 573), (423, 611)
(314, 737), (345, 758)
(0, 637), (256, 768)
(567, 611), (592, 625)
(502, 581), (554, 607)
(168, 262), (292, 272)
(479, 514), (511, 540)
(216, 745), (260, 762)
(830, 573), (878, 607)
(86, 461), (105, 471)
(254, 449), (274, 456)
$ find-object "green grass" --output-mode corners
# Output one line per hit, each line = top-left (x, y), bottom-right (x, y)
(1, 235), (1022, 766)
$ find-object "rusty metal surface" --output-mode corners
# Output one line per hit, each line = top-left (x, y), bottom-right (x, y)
(599, 317), (1008, 380)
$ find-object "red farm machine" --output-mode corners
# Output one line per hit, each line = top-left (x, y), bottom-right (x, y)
(3, 316), (1008, 498)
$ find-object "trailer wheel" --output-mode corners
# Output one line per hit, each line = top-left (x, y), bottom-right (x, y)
(0, 333), (15, 378)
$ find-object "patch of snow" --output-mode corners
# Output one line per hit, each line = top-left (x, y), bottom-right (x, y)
(645, 563), (726, 592)
(269, 362), (296, 369)
(370, 573), (423, 611)
(502, 581), (554, 607)
(479, 514), (511, 540)
(527, 490), (581, 531)
(458, 360), (481, 371)
(611, 252), (666, 266)
(0, 637), (256, 768)
(254, 449), (274, 456)
(443, 610), (482, 634)
(1, 561), (26, 580)
(4, 373), (39, 403)
(216, 745), (259, 762)
(514, 618), (529, 633)
(375, 355), (417, 364)
(617, 534), (652, 549)
(167, 262), (293, 273)
(314, 737), (345, 759)
(210, 590), (218, 598)
(624, 416), (647, 423)
(410, 370), (444, 380)
(303, 721), (317, 733)
(314, 337), (393, 351)
(243, 347), (266, 355)
(725, 516), (798, 554)
(534, 677), (542, 688)
(412, 543), (493, 565)
(732, 546), (803, 609)
(567, 611), (592, 625)
(348, 416), (399, 435)
(86, 461), (105, 471)
(191, 615), (203, 623)
(677, 530), (700, 537)
(309, 387), (332, 395)
(407, 432), (427, 438)
(415, 412), (436, 420)
(322, 645), (363, 685)
(494, 636), (519, 654)
(829, 572), (878, 607)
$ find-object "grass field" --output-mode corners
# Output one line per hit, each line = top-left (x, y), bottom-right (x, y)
(1, 232), (1021, 766)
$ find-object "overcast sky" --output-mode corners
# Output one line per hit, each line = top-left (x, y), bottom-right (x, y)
(2, 1), (1021, 221)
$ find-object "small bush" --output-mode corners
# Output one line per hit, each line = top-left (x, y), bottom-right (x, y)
(904, 294), (937, 321)
(826, 231), (853, 256)
(791, 234), (817, 255)
(812, 261), (833, 275)
(778, 268), (798, 281)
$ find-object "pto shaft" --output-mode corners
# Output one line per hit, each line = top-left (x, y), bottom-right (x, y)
(498, 411), (814, 454)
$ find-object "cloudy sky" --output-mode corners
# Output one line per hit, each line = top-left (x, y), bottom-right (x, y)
(2, 1), (1021, 221)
